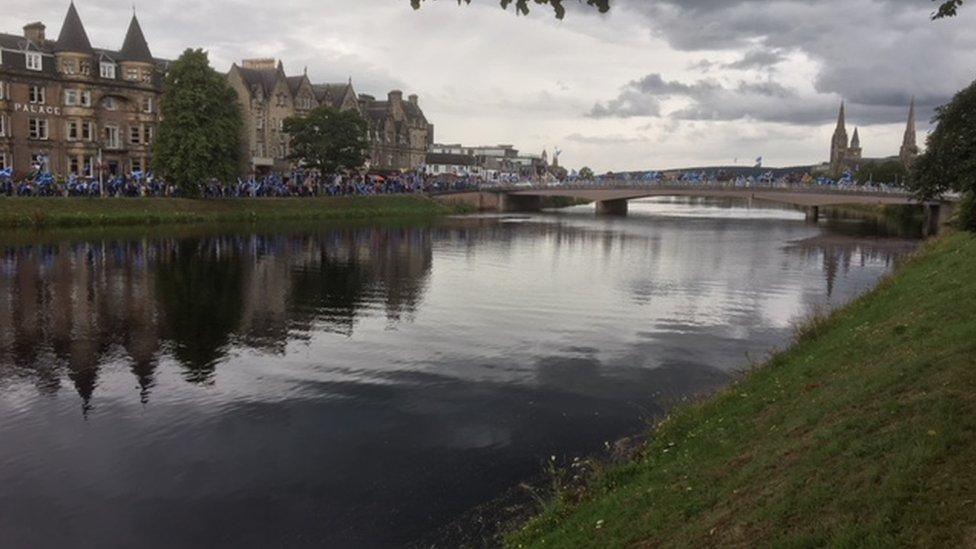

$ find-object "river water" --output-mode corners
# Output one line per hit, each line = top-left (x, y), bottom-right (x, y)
(0, 198), (918, 547)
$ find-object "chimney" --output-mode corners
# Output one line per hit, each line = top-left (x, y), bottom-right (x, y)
(388, 90), (403, 104)
(242, 58), (277, 70)
(23, 22), (46, 44)
(408, 94), (419, 106)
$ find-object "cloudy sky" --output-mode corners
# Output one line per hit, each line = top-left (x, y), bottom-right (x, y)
(6, 0), (976, 171)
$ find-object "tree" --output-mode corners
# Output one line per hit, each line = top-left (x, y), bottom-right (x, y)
(408, 1), (959, 20)
(933, 0), (964, 18)
(908, 78), (976, 230)
(858, 160), (909, 186)
(578, 166), (595, 180)
(409, 0), (609, 19)
(153, 49), (243, 197)
(283, 106), (370, 176)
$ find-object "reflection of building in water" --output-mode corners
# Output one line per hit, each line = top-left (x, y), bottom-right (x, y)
(0, 227), (433, 411)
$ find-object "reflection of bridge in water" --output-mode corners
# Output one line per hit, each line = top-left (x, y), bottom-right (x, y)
(435, 182), (952, 233)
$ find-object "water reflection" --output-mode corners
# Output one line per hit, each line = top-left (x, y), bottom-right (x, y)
(0, 227), (433, 409)
(0, 201), (919, 547)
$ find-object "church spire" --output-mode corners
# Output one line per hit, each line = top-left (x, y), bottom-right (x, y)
(851, 127), (860, 148)
(900, 96), (920, 168)
(903, 96), (917, 148)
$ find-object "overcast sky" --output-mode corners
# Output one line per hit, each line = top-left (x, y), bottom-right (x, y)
(6, 0), (976, 171)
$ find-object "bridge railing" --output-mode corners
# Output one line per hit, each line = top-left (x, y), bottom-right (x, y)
(473, 179), (915, 197)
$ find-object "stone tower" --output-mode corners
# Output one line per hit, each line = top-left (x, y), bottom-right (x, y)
(900, 97), (920, 168)
(829, 101), (849, 174)
(847, 127), (862, 166)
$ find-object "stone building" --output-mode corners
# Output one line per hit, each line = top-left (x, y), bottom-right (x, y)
(0, 4), (166, 179)
(828, 102), (862, 175)
(227, 58), (433, 175)
(828, 99), (920, 175)
(359, 91), (433, 173)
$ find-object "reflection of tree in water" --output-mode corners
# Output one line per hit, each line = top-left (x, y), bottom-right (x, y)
(155, 239), (246, 384)
(0, 226), (433, 410)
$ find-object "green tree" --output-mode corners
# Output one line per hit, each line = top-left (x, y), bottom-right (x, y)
(933, 0), (964, 18)
(908, 78), (976, 230)
(152, 49), (242, 197)
(410, 0), (609, 19)
(859, 160), (909, 186)
(283, 106), (370, 175)
(408, 1), (959, 20)
(578, 166), (595, 180)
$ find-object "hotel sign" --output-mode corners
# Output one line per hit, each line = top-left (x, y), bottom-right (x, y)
(13, 103), (61, 116)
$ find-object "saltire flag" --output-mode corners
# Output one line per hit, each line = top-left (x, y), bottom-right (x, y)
(0, 167), (12, 178)
(755, 156), (763, 168)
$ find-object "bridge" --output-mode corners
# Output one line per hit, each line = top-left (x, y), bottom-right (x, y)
(433, 182), (952, 233)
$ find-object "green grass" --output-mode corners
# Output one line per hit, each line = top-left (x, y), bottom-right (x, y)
(509, 232), (976, 548)
(0, 195), (460, 228)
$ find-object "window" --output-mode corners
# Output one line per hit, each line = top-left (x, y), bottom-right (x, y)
(84, 156), (94, 176)
(29, 85), (45, 104)
(103, 125), (119, 148)
(130, 125), (141, 144)
(65, 89), (79, 106)
(141, 97), (153, 114)
(256, 117), (264, 130)
(100, 62), (116, 79)
(0, 115), (7, 137)
(79, 60), (91, 76)
(82, 121), (94, 141)
(69, 156), (81, 175)
(125, 67), (139, 81)
(102, 97), (117, 111)
(0, 81), (7, 100)
(61, 59), (76, 75)
(0, 152), (8, 171)
(67, 119), (80, 141)
(28, 118), (48, 140)
(143, 125), (154, 144)
(80, 90), (91, 107)
(25, 52), (42, 71)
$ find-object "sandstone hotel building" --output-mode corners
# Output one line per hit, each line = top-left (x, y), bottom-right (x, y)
(0, 3), (165, 179)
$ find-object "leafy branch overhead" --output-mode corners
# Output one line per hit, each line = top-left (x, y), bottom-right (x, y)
(409, 0), (609, 19)
(409, 0), (960, 19)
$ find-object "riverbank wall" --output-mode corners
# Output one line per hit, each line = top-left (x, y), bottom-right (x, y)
(0, 195), (459, 229)
(509, 232), (976, 547)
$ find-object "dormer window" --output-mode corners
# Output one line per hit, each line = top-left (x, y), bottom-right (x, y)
(25, 52), (42, 71)
(61, 59), (77, 75)
(100, 62), (116, 79)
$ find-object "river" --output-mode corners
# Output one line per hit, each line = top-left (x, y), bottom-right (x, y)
(0, 198), (919, 547)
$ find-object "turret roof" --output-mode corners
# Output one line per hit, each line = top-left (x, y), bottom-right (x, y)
(119, 14), (153, 63)
(55, 2), (94, 54)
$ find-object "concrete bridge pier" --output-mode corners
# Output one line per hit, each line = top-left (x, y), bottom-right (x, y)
(595, 199), (629, 216)
(805, 206), (821, 223)
(499, 194), (543, 213)
(924, 203), (946, 237)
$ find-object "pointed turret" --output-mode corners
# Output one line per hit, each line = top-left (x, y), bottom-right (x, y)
(851, 127), (860, 148)
(900, 96), (920, 168)
(119, 14), (153, 63)
(55, 2), (94, 54)
(835, 100), (847, 132)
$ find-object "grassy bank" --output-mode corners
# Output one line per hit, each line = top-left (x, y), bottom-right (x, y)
(0, 195), (460, 228)
(510, 232), (976, 547)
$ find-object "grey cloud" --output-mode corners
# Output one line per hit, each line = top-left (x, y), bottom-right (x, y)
(616, 0), (975, 124)
(565, 133), (649, 145)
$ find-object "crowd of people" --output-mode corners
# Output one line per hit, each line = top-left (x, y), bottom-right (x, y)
(0, 166), (907, 199)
